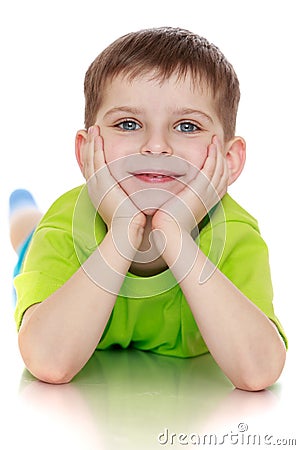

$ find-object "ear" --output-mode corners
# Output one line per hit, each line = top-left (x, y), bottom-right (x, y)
(224, 136), (246, 186)
(75, 129), (88, 176)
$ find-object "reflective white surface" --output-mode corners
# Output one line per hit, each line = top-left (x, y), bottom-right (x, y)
(0, 329), (298, 449)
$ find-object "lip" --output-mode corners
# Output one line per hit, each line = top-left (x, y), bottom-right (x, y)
(129, 170), (184, 184)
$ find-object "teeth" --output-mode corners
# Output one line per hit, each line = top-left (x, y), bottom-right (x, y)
(134, 173), (175, 179)
(144, 174), (166, 178)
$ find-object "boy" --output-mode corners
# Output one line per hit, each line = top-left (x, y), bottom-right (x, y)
(11, 27), (287, 390)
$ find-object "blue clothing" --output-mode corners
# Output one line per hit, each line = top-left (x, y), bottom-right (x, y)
(12, 230), (35, 304)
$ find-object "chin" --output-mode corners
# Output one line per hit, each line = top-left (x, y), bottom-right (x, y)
(125, 187), (174, 216)
(131, 198), (162, 216)
(142, 207), (158, 216)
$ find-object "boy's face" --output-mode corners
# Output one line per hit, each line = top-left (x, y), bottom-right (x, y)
(95, 72), (225, 213)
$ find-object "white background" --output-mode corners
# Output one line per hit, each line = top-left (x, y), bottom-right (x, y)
(0, 0), (299, 445)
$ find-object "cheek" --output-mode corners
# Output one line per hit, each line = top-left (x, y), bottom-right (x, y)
(181, 144), (209, 172)
(102, 140), (141, 185)
(103, 141), (123, 165)
(102, 135), (139, 166)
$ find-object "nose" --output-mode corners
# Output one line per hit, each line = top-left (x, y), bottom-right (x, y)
(140, 132), (173, 156)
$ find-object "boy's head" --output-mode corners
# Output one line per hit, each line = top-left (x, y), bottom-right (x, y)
(84, 27), (240, 142)
(76, 27), (246, 211)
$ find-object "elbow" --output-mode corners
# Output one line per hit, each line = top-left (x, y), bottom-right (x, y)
(18, 334), (75, 385)
(23, 357), (76, 384)
(232, 349), (287, 392)
(236, 371), (286, 393)
(29, 366), (75, 385)
(22, 353), (75, 384)
(234, 377), (275, 392)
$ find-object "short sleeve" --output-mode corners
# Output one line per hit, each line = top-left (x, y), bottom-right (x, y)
(14, 227), (81, 329)
(13, 185), (105, 330)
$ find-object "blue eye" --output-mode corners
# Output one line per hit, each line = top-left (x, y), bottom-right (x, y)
(176, 122), (199, 133)
(117, 120), (141, 131)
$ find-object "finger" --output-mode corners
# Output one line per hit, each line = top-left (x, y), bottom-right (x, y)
(176, 140), (217, 205)
(211, 136), (229, 196)
(93, 132), (128, 206)
(219, 162), (229, 198)
(201, 140), (218, 182)
(83, 126), (96, 180)
(210, 136), (225, 187)
(91, 125), (116, 181)
(93, 132), (106, 172)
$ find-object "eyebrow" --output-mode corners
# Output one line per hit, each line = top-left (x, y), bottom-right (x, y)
(103, 106), (213, 124)
(103, 106), (144, 120)
(172, 108), (213, 124)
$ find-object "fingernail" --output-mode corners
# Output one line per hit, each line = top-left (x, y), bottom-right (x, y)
(212, 135), (218, 145)
(88, 126), (94, 134)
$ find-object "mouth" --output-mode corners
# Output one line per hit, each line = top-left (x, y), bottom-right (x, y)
(129, 170), (184, 183)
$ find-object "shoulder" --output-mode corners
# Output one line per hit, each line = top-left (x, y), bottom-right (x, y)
(40, 185), (88, 222)
(36, 185), (98, 227)
(199, 193), (267, 268)
(210, 193), (259, 232)
(35, 185), (106, 249)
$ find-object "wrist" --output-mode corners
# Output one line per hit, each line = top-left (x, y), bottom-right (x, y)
(110, 213), (146, 259)
(152, 206), (196, 236)
(152, 227), (199, 281)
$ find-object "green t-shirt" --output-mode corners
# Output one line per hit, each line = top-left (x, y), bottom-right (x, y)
(14, 186), (287, 356)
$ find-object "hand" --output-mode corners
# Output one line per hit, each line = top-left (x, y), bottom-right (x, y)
(152, 136), (228, 234)
(81, 125), (146, 253)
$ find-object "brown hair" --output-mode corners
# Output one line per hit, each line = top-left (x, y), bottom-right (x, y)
(84, 27), (240, 140)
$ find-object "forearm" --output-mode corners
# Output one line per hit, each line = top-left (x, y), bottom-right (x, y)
(156, 226), (286, 391)
(18, 227), (139, 384)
